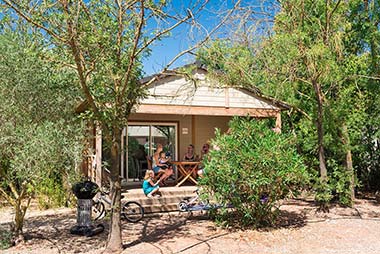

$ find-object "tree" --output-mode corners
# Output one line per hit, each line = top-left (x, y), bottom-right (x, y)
(345, 0), (380, 191)
(262, 0), (378, 205)
(198, 0), (380, 208)
(1, 0), (241, 251)
(0, 28), (83, 239)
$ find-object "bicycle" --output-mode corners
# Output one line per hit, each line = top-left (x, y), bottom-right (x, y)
(178, 189), (210, 212)
(178, 188), (234, 212)
(92, 189), (144, 223)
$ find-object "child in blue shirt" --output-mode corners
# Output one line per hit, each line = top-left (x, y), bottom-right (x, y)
(142, 170), (161, 198)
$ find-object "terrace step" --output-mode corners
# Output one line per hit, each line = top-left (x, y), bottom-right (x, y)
(143, 204), (181, 213)
(122, 186), (197, 214)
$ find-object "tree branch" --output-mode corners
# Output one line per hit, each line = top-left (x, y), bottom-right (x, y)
(143, 0), (242, 89)
(116, 0), (123, 68)
(3, 0), (66, 43)
(79, 0), (97, 33)
(164, 0), (242, 72)
(0, 186), (16, 206)
(61, 0), (99, 116)
(137, 1), (210, 54)
(120, 0), (145, 97)
(135, 13), (192, 56)
(353, 74), (380, 80)
(330, 0), (342, 18)
(9, 181), (19, 200)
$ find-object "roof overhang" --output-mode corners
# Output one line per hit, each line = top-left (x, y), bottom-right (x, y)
(134, 104), (280, 117)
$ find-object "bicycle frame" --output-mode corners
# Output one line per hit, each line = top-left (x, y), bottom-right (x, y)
(178, 189), (234, 212)
(178, 189), (210, 212)
(92, 190), (144, 223)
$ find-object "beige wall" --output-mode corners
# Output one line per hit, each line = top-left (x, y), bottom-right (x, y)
(193, 116), (231, 156)
(128, 113), (232, 160)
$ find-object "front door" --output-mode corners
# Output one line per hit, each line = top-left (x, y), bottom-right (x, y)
(124, 122), (177, 182)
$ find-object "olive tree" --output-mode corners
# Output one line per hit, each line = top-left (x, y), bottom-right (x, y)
(1, 0), (241, 251)
(0, 29), (83, 239)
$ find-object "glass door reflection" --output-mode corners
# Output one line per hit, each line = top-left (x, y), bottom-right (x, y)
(127, 123), (177, 182)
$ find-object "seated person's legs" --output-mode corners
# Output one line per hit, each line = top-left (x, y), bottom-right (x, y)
(159, 166), (174, 184)
(153, 166), (166, 176)
(152, 166), (161, 174)
(146, 186), (160, 198)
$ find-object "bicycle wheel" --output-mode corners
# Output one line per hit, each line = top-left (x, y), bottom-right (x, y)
(122, 201), (144, 223)
(178, 201), (188, 212)
(92, 200), (105, 221)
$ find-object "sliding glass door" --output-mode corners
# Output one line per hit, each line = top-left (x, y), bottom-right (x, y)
(124, 122), (177, 181)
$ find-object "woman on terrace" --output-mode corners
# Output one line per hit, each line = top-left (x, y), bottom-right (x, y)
(152, 143), (173, 185)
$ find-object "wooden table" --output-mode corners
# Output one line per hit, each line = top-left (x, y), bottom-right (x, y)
(171, 161), (200, 187)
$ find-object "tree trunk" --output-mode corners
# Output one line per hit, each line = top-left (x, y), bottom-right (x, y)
(9, 183), (29, 237)
(105, 127), (123, 253)
(313, 80), (327, 180)
(14, 198), (24, 236)
(346, 149), (355, 201)
(342, 124), (355, 202)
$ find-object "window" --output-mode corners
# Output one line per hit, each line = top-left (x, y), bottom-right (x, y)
(123, 122), (177, 181)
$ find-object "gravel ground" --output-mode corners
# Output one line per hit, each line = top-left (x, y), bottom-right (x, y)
(1, 197), (380, 254)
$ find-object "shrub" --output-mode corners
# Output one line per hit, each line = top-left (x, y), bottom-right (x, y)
(199, 117), (310, 228)
(35, 176), (66, 209)
(0, 228), (13, 250)
(314, 158), (355, 210)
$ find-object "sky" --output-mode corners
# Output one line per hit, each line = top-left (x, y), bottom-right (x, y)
(141, 0), (232, 76)
(0, 0), (276, 76)
(142, 0), (277, 76)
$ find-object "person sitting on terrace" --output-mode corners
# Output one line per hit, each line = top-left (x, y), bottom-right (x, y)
(142, 170), (161, 198)
(152, 144), (166, 174)
(183, 144), (199, 162)
(158, 150), (171, 169)
(152, 143), (173, 185)
(200, 143), (210, 161)
(197, 143), (210, 178)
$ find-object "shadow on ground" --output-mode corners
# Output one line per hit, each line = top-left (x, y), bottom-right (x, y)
(2, 197), (380, 253)
(1, 211), (107, 253)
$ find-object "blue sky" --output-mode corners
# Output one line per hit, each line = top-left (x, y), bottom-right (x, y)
(142, 0), (277, 76)
(0, 0), (275, 76)
(142, 0), (232, 75)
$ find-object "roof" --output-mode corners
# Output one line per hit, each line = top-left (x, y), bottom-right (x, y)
(135, 66), (290, 117)
(76, 63), (291, 117)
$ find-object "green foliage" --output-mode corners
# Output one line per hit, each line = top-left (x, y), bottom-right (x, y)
(0, 28), (83, 232)
(331, 168), (354, 207)
(345, 0), (380, 191)
(314, 178), (332, 209)
(199, 0), (380, 208)
(35, 173), (67, 209)
(0, 228), (13, 250)
(200, 117), (310, 228)
(314, 161), (354, 208)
